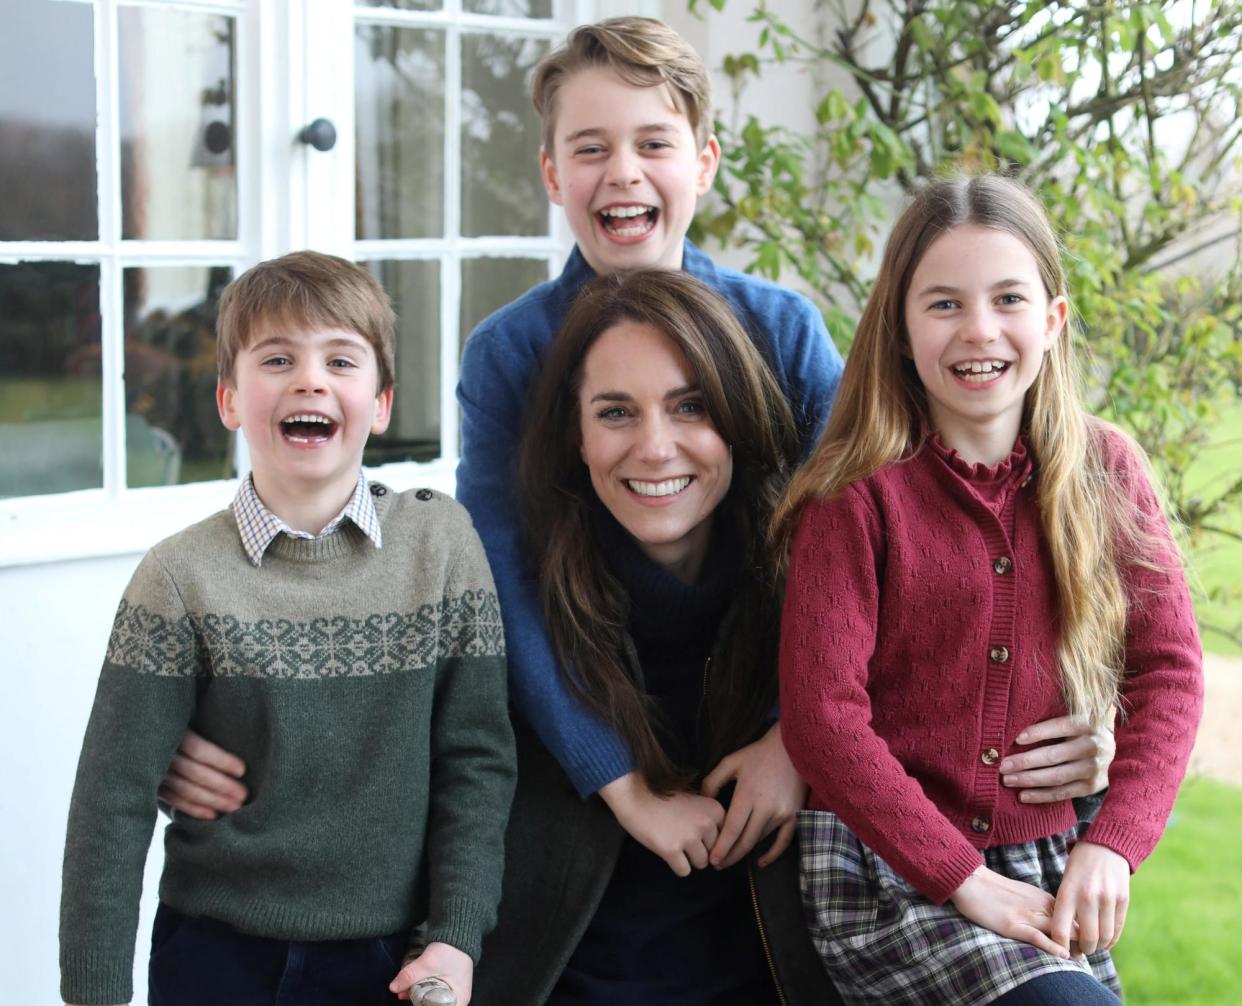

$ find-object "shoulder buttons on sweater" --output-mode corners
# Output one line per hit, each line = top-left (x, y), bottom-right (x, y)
(370, 484), (387, 496)
(415, 488), (434, 501)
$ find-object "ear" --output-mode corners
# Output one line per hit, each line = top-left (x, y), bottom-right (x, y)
(216, 380), (241, 431)
(695, 134), (721, 196)
(540, 147), (565, 207)
(371, 386), (394, 436)
(1044, 295), (1068, 350)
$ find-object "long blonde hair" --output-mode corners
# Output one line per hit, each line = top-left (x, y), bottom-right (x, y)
(776, 175), (1161, 724)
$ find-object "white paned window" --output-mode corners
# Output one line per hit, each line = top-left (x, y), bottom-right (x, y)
(0, 0), (582, 566)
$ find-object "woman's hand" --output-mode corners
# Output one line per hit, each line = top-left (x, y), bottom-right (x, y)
(1051, 841), (1130, 957)
(157, 729), (249, 819)
(1000, 711), (1115, 803)
(701, 721), (808, 869)
(598, 771), (726, 877)
(390, 941), (472, 1004)
(949, 865), (1071, 959)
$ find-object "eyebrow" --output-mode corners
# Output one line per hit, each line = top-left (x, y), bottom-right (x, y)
(563, 123), (680, 145)
(914, 278), (1033, 297)
(589, 383), (699, 404)
(247, 335), (367, 353)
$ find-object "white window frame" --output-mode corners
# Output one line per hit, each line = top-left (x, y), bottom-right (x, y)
(1, 0), (603, 568)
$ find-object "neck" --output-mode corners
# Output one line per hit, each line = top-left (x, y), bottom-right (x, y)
(930, 415), (1021, 467)
(251, 470), (358, 535)
(636, 518), (711, 585)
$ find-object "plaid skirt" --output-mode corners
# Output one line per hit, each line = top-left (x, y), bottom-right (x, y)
(798, 810), (1121, 1005)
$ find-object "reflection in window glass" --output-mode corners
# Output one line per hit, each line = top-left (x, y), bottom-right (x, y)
(0, 0), (97, 240)
(118, 9), (237, 241)
(463, 0), (553, 17)
(356, 28), (446, 240)
(0, 263), (102, 497)
(357, 0), (442, 10)
(460, 257), (549, 351)
(361, 260), (441, 464)
(461, 35), (550, 238)
(123, 267), (233, 488)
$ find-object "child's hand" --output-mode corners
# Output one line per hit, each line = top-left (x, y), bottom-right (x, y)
(1000, 710), (1116, 803)
(598, 771), (726, 877)
(158, 728), (249, 819)
(389, 941), (472, 1004)
(1050, 840), (1130, 956)
(949, 865), (1071, 959)
(701, 720), (808, 869)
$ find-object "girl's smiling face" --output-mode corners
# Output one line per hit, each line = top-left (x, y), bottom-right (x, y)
(577, 319), (732, 583)
(904, 224), (1067, 463)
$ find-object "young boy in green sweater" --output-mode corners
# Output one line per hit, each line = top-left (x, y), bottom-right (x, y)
(59, 251), (515, 1006)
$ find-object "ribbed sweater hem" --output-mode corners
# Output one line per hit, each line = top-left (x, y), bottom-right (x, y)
(1080, 818), (1156, 873)
(161, 884), (417, 941)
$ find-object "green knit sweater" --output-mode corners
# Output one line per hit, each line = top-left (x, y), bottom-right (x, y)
(59, 486), (515, 1005)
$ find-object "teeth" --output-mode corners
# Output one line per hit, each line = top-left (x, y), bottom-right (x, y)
(952, 360), (1008, 376)
(283, 414), (332, 424)
(601, 205), (654, 218)
(627, 477), (691, 498)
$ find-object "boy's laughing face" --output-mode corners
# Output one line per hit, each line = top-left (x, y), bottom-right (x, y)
(217, 322), (392, 523)
(540, 66), (720, 275)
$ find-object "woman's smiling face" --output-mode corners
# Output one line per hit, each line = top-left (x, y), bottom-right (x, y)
(577, 319), (732, 583)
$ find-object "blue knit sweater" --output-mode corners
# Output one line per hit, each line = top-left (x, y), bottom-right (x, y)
(455, 240), (843, 796)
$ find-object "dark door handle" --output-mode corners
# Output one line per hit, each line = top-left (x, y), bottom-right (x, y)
(298, 118), (337, 152)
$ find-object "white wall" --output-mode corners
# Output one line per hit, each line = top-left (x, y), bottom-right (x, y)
(1, 551), (164, 1003)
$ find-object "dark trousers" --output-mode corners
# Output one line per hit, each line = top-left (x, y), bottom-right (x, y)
(990, 971), (1124, 1006)
(148, 904), (406, 1006)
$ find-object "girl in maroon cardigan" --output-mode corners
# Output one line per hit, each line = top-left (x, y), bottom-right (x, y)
(776, 175), (1202, 1006)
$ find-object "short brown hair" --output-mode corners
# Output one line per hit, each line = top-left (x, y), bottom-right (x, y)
(216, 251), (396, 390)
(532, 17), (713, 153)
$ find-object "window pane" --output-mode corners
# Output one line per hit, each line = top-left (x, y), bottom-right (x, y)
(463, 0), (553, 17)
(461, 35), (549, 237)
(460, 257), (548, 349)
(356, 27), (446, 240)
(361, 260), (441, 464)
(357, 0), (442, 10)
(118, 9), (238, 241)
(0, 263), (102, 498)
(0, 0), (97, 240)
(123, 267), (233, 489)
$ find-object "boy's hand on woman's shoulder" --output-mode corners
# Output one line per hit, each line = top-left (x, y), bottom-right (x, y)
(390, 941), (472, 1005)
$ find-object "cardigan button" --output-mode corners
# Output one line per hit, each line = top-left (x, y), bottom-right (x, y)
(993, 556), (1012, 575)
(989, 645), (1010, 664)
(981, 747), (1000, 766)
(370, 484), (387, 496)
(415, 489), (434, 501)
(971, 815), (992, 834)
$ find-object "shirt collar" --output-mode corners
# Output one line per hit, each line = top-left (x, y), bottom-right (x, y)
(560, 238), (711, 287)
(231, 472), (383, 567)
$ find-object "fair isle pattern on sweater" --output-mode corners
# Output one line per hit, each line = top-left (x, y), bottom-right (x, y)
(106, 591), (504, 678)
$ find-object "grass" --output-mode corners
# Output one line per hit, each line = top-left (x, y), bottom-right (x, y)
(1112, 777), (1242, 1004)
(1181, 400), (1242, 657)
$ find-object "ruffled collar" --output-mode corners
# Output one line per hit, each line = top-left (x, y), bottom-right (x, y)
(927, 433), (1033, 487)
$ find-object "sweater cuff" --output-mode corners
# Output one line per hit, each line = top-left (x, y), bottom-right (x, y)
(559, 731), (637, 798)
(60, 947), (133, 1006)
(423, 896), (493, 964)
(920, 842), (987, 905)
(1075, 818), (1153, 873)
